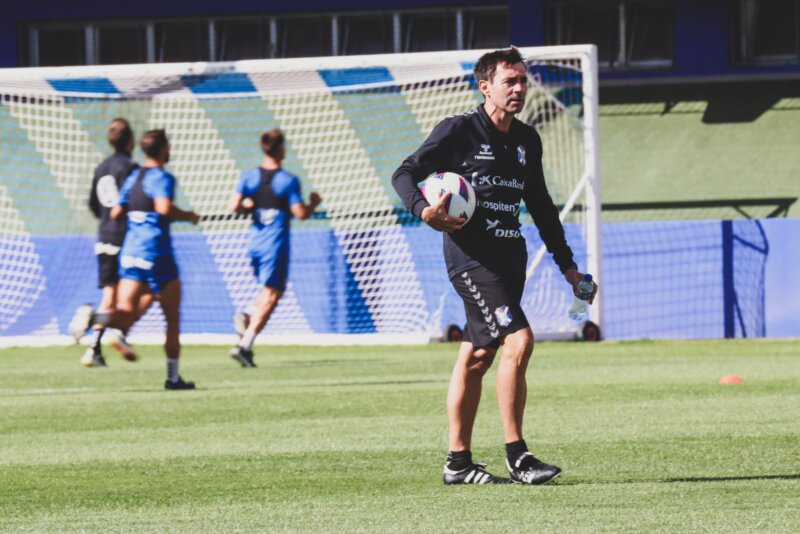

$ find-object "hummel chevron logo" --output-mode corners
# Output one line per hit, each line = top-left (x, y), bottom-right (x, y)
(477, 299), (485, 307)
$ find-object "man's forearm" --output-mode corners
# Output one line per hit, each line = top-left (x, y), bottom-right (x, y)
(167, 205), (196, 221)
(391, 164), (428, 218)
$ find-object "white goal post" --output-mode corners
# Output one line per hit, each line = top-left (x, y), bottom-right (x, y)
(0, 45), (601, 346)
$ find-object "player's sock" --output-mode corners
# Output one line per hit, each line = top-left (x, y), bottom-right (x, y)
(239, 328), (257, 351)
(445, 450), (473, 471)
(92, 311), (111, 328)
(166, 358), (180, 383)
(505, 439), (529, 467)
(89, 327), (105, 354)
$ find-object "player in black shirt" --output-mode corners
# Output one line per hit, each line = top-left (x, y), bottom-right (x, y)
(69, 118), (153, 367)
(392, 47), (598, 485)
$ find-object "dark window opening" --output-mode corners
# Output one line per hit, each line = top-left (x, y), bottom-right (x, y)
(339, 15), (394, 55)
(217, 20), (268, 61)
(38, 28), (85, 67)
(626, 3), (672, 64)
(402, 13), (456, 52)
(463, 9), (509, 49)
(545, 1), (673, 70)
(98, 26), (147, 65)
(279, 17), (332, 58)
(155, 22), (209, 62)
(733, 0), (800, 64)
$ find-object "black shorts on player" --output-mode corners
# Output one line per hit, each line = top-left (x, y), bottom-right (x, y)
(96, 249), (120, 288)
(451, 265), (529, 349)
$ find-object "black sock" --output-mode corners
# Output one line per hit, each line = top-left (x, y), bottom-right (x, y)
(505, 439), (528, 467)
(90, 328), (105, 354)
(446, 450), (472, 470)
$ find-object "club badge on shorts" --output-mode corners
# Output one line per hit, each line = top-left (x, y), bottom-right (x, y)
(494, 305), (512, 327)
(517, 145), (526, 166)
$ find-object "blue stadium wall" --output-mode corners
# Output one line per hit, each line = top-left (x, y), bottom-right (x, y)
(3, 218), (798, 340)
(5, 0), (800, 80)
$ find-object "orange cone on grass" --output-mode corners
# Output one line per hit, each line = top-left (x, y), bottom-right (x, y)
(719, 375), (744, 384)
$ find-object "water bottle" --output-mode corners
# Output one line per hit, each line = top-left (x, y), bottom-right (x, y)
(567, 274), (594, 321)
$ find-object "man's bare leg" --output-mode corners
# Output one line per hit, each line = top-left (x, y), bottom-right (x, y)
(496, 327), (561, 485)
(231, 286), (283, 368)
(447, 342), (497, 452)
(159, 279), (194, 390)
(495, 327), (533, 443)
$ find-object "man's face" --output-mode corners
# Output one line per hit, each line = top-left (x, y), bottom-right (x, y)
(480, 61), (528, 115)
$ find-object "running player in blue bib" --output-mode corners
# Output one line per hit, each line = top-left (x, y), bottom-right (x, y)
(228, 129), (321, 367)
(106, 129), (201, 390)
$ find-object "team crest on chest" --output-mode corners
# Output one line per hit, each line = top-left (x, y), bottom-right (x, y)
(517, 145), (526, 166)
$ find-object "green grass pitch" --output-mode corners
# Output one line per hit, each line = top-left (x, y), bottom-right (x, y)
(1, 340), (798, 532)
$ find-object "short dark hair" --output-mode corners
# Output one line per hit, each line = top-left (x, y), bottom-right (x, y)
(473, 46), (525, 84)
(107, 118), (133, 153)
(140, 129), (169, 159)
(260, 128), (284, 157)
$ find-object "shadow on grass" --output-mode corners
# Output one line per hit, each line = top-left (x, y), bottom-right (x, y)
(272, 359), (386, 366)
(601, 79), (800, 123)
(326, 379), (445, 388)
(556, 474), (800, 486)
(661, 474), (800, 483)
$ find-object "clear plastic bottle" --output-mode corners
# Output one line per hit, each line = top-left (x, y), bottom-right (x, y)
(567, 274), (594, 321)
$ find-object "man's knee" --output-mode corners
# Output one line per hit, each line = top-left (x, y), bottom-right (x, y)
(502, 329), (534, 364)
(99, 287), (116, 311)
(263, 287), (283, 305)
(466, 348), (496, 376)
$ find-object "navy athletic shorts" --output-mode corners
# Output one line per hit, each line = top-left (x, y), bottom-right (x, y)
(96, 250), (120, 288)
(119, 254), (178, 295)
(251, 252), (289, 291)
(450, 265), (529, 349)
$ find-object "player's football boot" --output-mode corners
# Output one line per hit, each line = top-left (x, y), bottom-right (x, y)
(506, 453), (561, 485)
(107, 329), (139, 362)
(68, 304), (94, 343)
(233, 312), (250, 337)
(80, 348), (107, 368)
(230, 346), (256, 368)
(164, 376), (196, 390)
(443, 462), (513, 485)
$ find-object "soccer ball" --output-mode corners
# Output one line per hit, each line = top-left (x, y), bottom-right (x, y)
(419, 172), (476, 223)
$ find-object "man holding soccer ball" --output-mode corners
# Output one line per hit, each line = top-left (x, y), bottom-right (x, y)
(392, 46), (598, 485)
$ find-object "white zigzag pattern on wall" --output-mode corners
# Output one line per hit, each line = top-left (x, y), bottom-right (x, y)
(0, 184), (48, 332)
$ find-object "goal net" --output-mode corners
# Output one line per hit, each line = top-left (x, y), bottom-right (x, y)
(0, 46), (602, 344)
